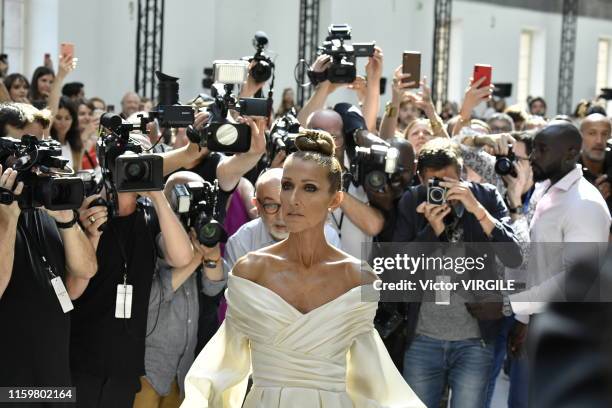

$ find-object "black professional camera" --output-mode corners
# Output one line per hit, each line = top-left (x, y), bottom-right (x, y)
(186, 61), (269, 153)
(171, 180), (228, 247)
(246, 31), (275, 84)
(310, 24), (375, 84)
(350, 144), (399, 192)
(0, 136), (84, 210)
(267, 108), (300, 165)
(427, 177), (447, 206)
(98, 113), (163, 193)
(153, 71), (195, 128)
(494, 146), (517, 178)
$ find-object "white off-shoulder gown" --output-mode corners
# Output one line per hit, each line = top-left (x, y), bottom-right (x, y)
(181, 274), (425, 408)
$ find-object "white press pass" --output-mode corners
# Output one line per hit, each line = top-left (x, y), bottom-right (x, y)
(51, 276), (74, 313)
(115, 283), (133, 319)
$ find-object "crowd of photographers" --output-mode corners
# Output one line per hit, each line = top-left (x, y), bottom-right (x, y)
(1, 25), (612, 408)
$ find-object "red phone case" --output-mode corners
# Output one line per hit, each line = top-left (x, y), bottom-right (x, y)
(473, 64), (492, 88)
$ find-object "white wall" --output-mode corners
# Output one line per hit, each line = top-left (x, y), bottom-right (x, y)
(20, 0), (612, 116)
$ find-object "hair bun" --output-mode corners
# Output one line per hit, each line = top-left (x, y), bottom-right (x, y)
(295, 129), (336, 156)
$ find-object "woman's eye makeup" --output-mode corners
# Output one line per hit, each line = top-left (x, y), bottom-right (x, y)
(304, 184), (318, 192)
(281, 181), (293, 190)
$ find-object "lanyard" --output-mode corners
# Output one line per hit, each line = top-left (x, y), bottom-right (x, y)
(330, 210), (344, 239)
(20, 218), (57, 280)
(109, 214), (137, 285)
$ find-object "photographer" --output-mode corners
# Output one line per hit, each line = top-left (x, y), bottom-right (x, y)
(69, 133), (192, 408)
(224, 167), (341, 269)
(393, 138), (521, 408)
(133, 171), (227, 408)
(306, 108), (385, 258)
(0, 103), (97, 396)
(579, 113), (612, 230)
(297, 45), (384, 133)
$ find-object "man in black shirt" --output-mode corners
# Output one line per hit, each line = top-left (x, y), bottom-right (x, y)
(0, 107), (98, 406)
(70, 186), (192, 408)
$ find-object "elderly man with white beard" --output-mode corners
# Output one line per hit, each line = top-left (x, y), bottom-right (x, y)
(224, 168), (341, 269)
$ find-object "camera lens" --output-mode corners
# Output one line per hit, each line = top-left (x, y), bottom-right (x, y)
(250, 61), (272, 83)
(125, 162), (148, 181)
(495, 157), (513, 176)
(430, 188), (445, 203)
(366, 171), (386, 191)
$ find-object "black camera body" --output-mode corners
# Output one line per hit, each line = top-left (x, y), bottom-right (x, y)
(97, 114), (164, 193)
(494, 146), (517, 178)
(187, 79), (269, 153)
(247, 31), (275, 84)
(315, 24), (375, 84)
(268, 108), (300, 164)
(427, 177), (447, 206)
(0, 136), (84, 210)
(171, 180), (228, 247)
(350, 144), (399, 192)
(153, 71), (195, 128)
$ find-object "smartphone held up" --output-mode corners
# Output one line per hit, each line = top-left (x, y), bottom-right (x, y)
(402, 51), (421, 89)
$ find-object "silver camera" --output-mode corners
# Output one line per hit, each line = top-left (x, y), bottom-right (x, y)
(427, 177), (447, 205)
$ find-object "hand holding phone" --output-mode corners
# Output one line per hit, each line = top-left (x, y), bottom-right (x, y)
(472, 64), (492, 88)
(402, 51), (421, 89)
(60, 42), (75, 59)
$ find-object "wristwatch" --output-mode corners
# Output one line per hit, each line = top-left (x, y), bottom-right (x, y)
(507, 205), (525, 215)
(204, 256), (221, 269)
(55, 210), (80, 229)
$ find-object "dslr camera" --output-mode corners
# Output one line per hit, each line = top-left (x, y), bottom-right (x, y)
(171, 180), (228, 247)
(0, 136), (84, 210)
(310, 24), (375, 84)
(267, 108), (300, 165)
(350, 144), (399, 192)
(245, 31), (275, 84)
(98, 113), (163, 193)
(494, 146), (517, 178)
(152, 71), (195, 128)
(186, 60), (269, 153)
(427, 177), (447, 206)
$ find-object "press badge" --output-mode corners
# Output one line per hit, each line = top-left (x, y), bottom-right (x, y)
(51, 276), (74, 313)
(115, 284), (133, 319)
(435, 275), (452, 305)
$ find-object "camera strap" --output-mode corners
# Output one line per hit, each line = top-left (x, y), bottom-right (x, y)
(20, 219), (74, 313)
(109, 215), (137, 319)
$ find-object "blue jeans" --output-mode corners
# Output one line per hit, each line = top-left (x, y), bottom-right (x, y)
(484, 316), (529, 408)
(403, 334), (495, 408)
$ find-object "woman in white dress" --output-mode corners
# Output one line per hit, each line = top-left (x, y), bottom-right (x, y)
(181, 130), (424, 408)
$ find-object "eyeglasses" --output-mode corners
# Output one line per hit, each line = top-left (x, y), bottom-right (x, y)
(257, 199), (281, 215)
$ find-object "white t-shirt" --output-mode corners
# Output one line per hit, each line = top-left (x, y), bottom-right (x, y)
(329, 182), (372, 260)
(60, 143), (74, 168)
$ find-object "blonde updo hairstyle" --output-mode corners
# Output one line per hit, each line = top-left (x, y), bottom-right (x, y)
(292, 128), (343, 193)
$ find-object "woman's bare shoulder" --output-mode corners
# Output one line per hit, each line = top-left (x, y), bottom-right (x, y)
(331, 252), (378, 288)
(231, 247), (282, 282)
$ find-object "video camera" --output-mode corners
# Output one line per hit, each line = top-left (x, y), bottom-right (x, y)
(267, 108), (300, 165)
(350, 144), (399, 192)
(152, 71), (195, 128)
(170, 180), (228, 247)
(245, 31), (275, 84)
(310, 24), (375, 84)
(186, 60), (269, 153)
(97, 113), (163, 193)
(0, 136), (84, 210)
